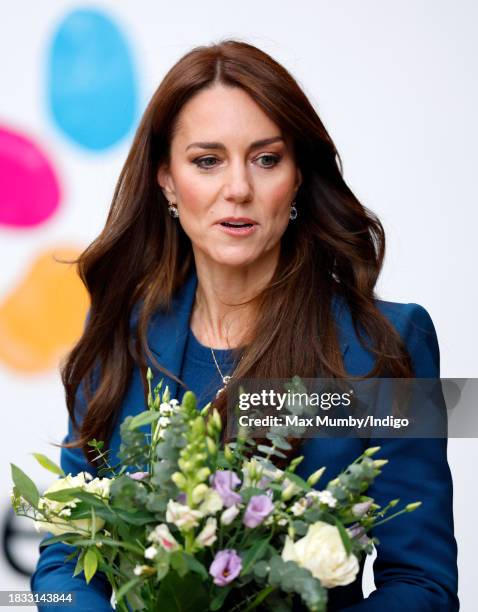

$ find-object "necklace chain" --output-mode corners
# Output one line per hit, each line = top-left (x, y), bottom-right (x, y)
(210, 347), (243, 398)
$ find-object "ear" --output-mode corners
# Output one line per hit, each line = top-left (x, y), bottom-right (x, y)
(295, 167), (303, 193)
(157, 163), (176, 203)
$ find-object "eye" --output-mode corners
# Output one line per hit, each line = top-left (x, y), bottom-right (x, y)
(193, 156), (219, 169)
(256, 154), (281, 168)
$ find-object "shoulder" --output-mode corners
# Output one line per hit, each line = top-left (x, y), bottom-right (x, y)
(374, 300), (438, 343)
(335, 296), (440, 377)
(375, 300), (440, 376)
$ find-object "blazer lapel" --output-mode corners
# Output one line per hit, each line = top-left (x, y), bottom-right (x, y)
(145, 269), (198, 399)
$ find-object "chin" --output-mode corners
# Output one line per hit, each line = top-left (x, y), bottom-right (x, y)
(210, 249), (258, 268)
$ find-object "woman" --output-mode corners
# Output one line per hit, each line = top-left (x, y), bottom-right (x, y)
(31, 40), (458, 610)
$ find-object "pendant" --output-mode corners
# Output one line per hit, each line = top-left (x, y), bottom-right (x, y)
(216, 376), (231, 398)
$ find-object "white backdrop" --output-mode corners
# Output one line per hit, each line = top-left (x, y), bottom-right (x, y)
(0, 0), (476, 609)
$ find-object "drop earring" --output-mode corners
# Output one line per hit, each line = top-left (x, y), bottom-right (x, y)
(168, 200), (179, 218)
(289, 201), (298, 220)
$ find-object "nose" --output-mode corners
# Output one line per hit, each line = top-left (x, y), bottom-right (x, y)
(222, 159), (253, 204)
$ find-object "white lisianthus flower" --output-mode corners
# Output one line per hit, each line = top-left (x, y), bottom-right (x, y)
(220, 504), (240, 525)
(352, 500), (373, 517)
(281, 477), (302, 498)
(34, 472), (111, 536)
(195, 517), (217, 547)
(281, 521), (359, 588)
(306, 490), (337, 508)
(148, 523), (180, 552)
(198, 489), (224, 515)
(144, 546), (158, 560)
(166, 500), (203, 531)
(242, 458), (284, 487)
(191, 484), (209, 505)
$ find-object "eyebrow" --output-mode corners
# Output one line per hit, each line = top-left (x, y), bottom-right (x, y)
(185, 136), (284, 152)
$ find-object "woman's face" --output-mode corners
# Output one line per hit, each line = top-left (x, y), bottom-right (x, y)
(158, 84), (302, 268)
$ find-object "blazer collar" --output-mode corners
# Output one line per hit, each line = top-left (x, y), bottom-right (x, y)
(143, 266), (350, 398)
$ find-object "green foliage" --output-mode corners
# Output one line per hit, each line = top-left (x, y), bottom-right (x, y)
(156, 571), (209, 612)
(267, 557), (327, 612)
(118, 418), (150, 468)
(31, 453), (65, 477)
(10, 374), (421, 612)
(83, 548), (98, 584)
(10, 464), (39, 508)
(110, 475), (148, 512)
(241, 537), (271, 575)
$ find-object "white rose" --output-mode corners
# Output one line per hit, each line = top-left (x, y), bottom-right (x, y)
(148, 523), (180, 552)
(166, 500), (203, 531)
(281, 521), (359, 588)
(195, 517), (217, 547)
(85, 476), (111, 499)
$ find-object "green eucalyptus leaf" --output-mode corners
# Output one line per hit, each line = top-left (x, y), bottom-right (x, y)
(265, 434), (292, 451)
(257, 445), (287, 459)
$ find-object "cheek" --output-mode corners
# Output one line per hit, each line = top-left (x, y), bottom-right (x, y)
(174, 166), (212, 213)
(262, 176), (294, 218)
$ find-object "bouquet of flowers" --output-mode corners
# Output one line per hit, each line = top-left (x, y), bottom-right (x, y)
(11, 370), (421, 611)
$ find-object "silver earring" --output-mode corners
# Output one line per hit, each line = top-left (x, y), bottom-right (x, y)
(289, 201), (298, 220)
(168, 200), (179, 218)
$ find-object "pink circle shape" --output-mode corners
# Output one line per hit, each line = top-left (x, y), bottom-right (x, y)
(0, 126), (61, 227)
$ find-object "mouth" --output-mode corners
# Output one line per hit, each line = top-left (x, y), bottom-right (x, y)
(220, 221), (254, 228)
(217, 217), (257, 229)
(216, 218), (257, 236)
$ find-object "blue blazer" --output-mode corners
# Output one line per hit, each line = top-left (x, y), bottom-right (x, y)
(31, 269), (459, 611)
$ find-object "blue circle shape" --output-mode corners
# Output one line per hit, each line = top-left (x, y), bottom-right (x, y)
(48, 8), (138, 151)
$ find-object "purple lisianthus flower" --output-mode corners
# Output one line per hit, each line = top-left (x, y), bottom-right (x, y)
(211, 470), (242, 507)
(128, 471), (149, 481)
(347, 522), (371, 545)
(243, 494), (274, 528)
(209, 549), (242, 586)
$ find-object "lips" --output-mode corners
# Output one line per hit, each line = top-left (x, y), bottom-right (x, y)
(217, 217), (257, 228)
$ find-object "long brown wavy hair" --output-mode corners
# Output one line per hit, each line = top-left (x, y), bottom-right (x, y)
(61, 39), (413, 464)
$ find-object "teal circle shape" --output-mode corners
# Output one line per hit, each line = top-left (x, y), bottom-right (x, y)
(48, 8), (138, 151)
